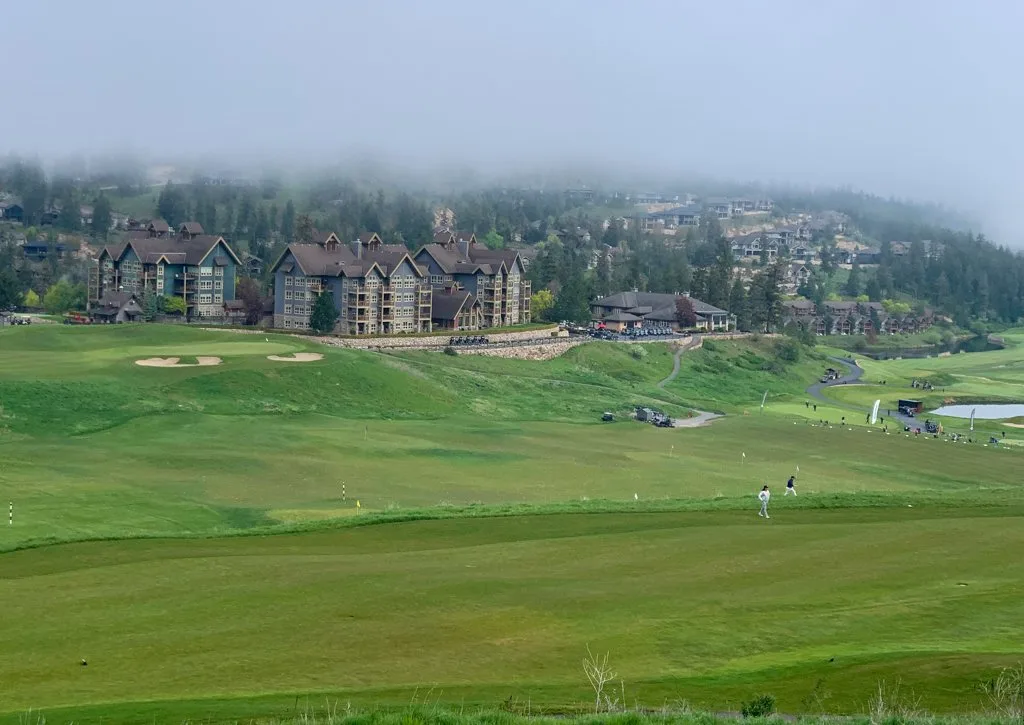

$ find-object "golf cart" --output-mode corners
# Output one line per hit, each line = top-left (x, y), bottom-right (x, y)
(601, 411), (614, 422)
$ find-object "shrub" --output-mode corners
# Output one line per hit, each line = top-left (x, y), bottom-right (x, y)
(443, 346), (458, 356)
(775, 338), (801, 363)
(741, 694), (776, 718)
(702, 339), (720, 352)
(630, 345), (648, 360)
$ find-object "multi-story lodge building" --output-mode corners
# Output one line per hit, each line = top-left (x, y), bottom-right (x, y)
(270, 232), (432, 334)
(782, 300), (935, 335)
(89, 220), (240, 318)
(414, 231), (531, 328)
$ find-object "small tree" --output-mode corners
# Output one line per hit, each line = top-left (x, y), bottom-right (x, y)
(0, 269), (20, 310)
(675, 295), (698, 327)
(236, 276), (264, 325)
(43, 281), (86, 314)
(481, 229), (504, 250)
(309, 291), (339, 334)
(22, 289), (41, 309)
(582, 646), (619, 714)
(531, 289), (554, 321)
(142, 291), (159, 321)
(161, 296), (187, 316)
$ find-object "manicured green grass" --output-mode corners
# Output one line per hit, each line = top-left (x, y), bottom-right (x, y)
(4, 325), (1024, 721)
(3, 508), (1023, 720)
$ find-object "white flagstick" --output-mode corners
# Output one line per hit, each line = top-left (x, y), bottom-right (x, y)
(742, 452), (746, 465)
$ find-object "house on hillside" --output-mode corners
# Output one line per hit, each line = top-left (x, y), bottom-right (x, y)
(241, 252), (265, 278)
(22, 242), (66, 261)
(591, 290), (732, 331)
(0, 201), (24, 222)
(704, 197), (732, 220)
(269, 231), (432, 334)
(731, 232), (783, 260)
(89, 219), (241, 319)
(414, 231), (532, 328)
(89, 291), (144, 323)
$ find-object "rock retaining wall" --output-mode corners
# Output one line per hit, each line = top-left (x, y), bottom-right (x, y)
(456, 339), (584, 361)
(313, 326), (560, 350)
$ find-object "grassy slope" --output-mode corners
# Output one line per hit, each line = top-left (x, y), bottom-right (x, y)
(4, 326), (1024, 720)
(4, 508), (1024, 720)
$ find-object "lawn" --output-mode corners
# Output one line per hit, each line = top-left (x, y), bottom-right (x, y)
(3, 325), (1024, 721)
(3, 508), (1023, 721)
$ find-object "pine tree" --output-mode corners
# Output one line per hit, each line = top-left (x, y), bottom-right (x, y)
(309, 291), (339, 334)
(91, 193), (112, 239)
(280, 200), (296, 241)
(728, 278), (749, 331)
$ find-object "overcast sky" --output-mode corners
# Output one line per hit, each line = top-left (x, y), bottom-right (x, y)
(2, 1), (1023, 241)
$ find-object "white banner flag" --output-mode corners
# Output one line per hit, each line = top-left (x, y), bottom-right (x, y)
(871, 399), (880, 425)
(970, 408), (976, 431)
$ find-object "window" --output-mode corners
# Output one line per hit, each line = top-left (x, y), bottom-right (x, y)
(285, 276), (293, 287)
(430, 275), (442, 285)
(214, 294), (223, 303)
(200, 267), (213, 277)
(285, 290), (293, 300)
(215, 266), (224, 277)
(200, 280), (213, 290)
(199, 294), (212, 304)
(214, 280), (223, 290)
(284, 319), (293, 328)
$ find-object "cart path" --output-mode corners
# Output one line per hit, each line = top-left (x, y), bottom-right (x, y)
(657, 335), (702, 389)
(655, 336), (723, 427)
(805, 356), (918, 428)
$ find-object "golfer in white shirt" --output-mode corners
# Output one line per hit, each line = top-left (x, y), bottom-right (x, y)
(758, 485), (770, 518)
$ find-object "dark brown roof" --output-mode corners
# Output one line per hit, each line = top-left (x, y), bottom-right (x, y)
(180, 221), (204, 235)
(278, 239), (423, 280)
(148, 219), (170, 233)
(125, 234), (240, 266)
(431, 290), (477, 320)
(95, 291), (142, 312)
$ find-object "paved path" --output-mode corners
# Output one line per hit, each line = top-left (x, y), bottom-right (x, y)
(657, 335), (701, 389)
(655, 336), (723, 427)
(805, 356), (918, 428)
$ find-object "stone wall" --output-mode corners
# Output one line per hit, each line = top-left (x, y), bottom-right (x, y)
(313, 326), (560, 350)
(456, 339), (584, 361)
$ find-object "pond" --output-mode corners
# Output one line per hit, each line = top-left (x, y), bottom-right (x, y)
(929, 404), (1024, 419)
(864, 336), (1002, 360)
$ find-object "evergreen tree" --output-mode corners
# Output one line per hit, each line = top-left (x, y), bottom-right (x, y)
(91, 193), (112, 239)
(309, 291), (339, 333)
(728, 278), (749, 331)
(58, 190), (81, 231)
(594, 250), (612, 298)
(295, 214), (315, 244)
(280, 200), (296, 241)
(157, 182), (187, 227)
(843, 261), (862, 297)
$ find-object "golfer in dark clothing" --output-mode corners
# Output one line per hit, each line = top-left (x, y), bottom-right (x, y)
(785, 476), (797, 496)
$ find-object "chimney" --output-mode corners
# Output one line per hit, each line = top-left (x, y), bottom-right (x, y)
(351, 240), (362, 259)
(457, 239), (470, 258)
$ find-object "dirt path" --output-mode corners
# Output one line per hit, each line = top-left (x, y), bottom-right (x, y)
(657, 336), (701, 389)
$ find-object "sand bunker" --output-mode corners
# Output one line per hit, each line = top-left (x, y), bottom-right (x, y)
(135, 357), (223, 367)
(266, 352), (324, 362)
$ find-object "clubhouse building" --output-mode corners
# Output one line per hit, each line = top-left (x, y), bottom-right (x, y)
(591, 291), (733, 332)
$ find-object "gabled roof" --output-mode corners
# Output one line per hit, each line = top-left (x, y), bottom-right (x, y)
(431, 290), (479, 320)
(599, 309), (643, 322)
(180, 221), (204, 235)
(593, 291), (728, 316)
(122, 234), (241, 266)
(273, 235), (425, 280)
(94, 290), (142, 312)
(148, 219), (170, 233)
